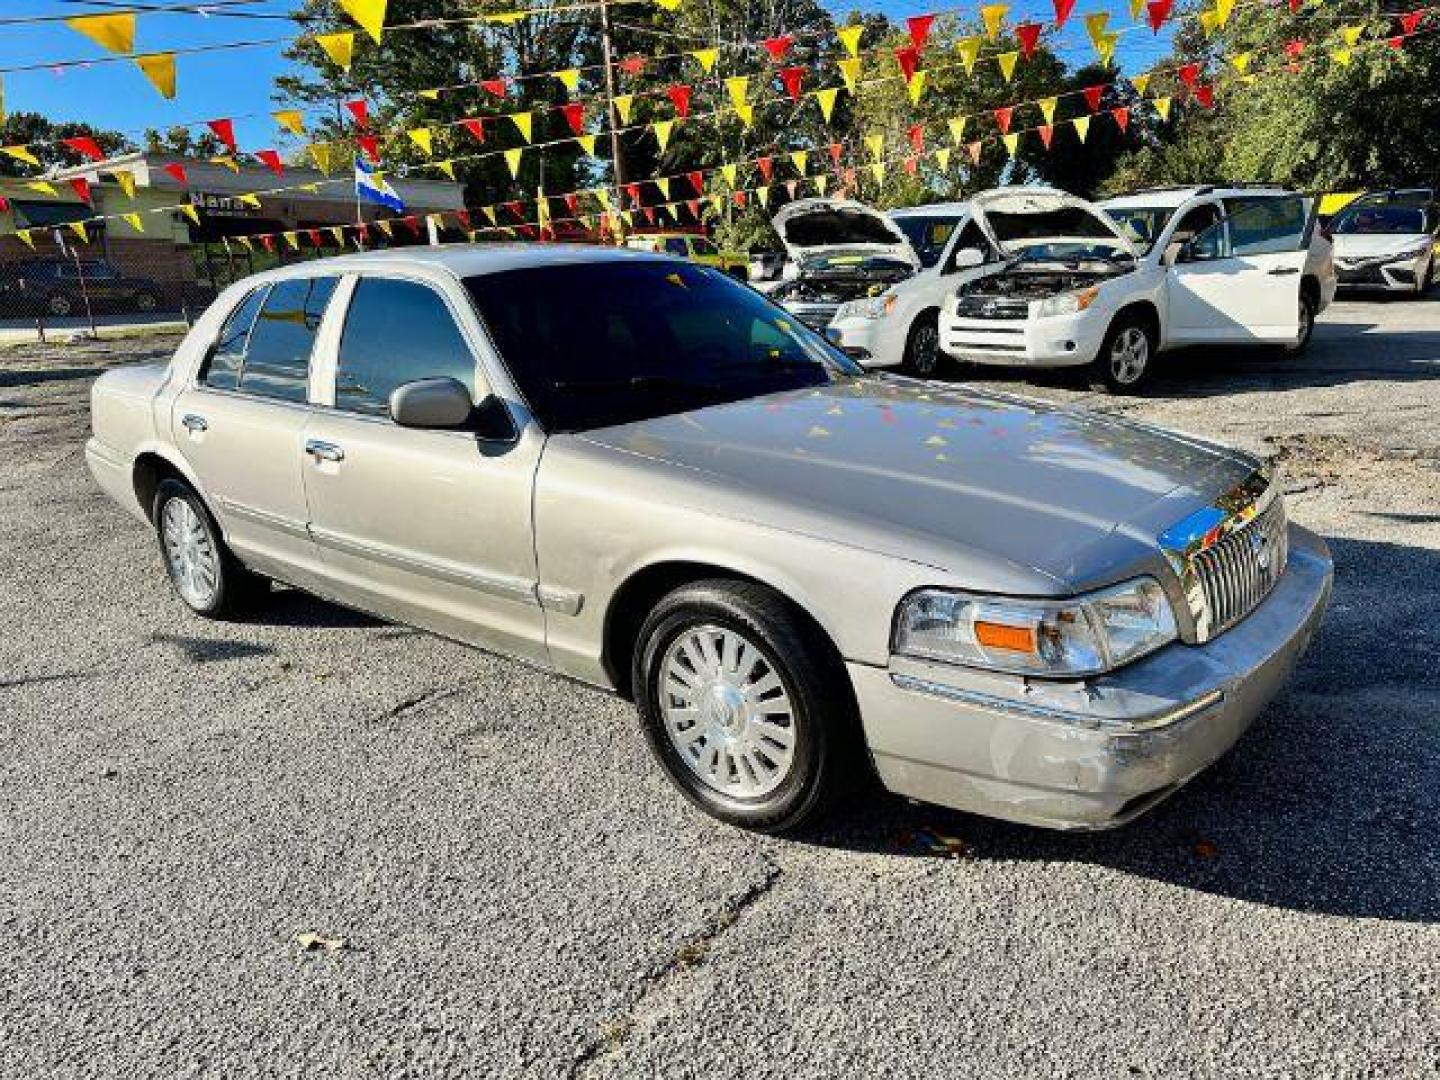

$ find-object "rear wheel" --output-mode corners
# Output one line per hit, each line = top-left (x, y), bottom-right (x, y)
(45, 292), (74, 318)
(153, 478), (267, 618)
(1088, 314), (1155, 394)
(902, 311), (944, 379)
(133, 290), (161, 313)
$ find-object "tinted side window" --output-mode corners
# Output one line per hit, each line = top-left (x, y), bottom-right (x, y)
(1222, 196), (1307, 256)
(334, 278), (476, 416)
(203, 286), (267, 391)
(237, 277), (337, 403)
(664, 238), (691, 257)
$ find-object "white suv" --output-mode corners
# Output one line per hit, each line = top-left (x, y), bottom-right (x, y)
(939, 186), (1336, 393)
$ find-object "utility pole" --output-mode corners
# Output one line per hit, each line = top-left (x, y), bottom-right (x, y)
(598, 0), (625, 239)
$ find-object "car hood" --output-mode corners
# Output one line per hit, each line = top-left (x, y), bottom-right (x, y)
(771, 198), (920, 269)
(578, 378), (1257, 591)
(1331, 232), (1432, 259)
(970, 187), (1139, 259)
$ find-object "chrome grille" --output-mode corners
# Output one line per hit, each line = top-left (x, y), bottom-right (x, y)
(1190, 497), (1289, 638)
(954, 295), (1030, 320)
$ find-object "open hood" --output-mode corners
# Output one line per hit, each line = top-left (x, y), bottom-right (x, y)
(771, 198), (920, 268)
(969, 187), (1139, 259)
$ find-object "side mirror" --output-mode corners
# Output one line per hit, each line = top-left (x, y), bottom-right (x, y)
(951, 246), (985, 269)
(389, 377), (476, 430)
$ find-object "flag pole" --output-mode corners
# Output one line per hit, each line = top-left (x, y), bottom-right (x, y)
(599, 0), (625, 240)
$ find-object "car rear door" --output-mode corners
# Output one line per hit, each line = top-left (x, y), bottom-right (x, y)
(1165, 195), (1311, 344)
(300, 272), (547, 663)
(170, 276), (337, 588)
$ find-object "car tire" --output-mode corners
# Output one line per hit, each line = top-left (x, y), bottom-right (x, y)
(633, 579), (860, 834)
(902, 311), (944, 379)
(45, 292), (74, 318)
(1087, 313), (1155, 394)
(134, 290), (160, 313)
(153, 478), (267, 618)
(1285, 293), (1317, 355)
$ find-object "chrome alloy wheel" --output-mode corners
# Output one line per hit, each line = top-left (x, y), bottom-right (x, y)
(1109, 325), (1150, 385)
(659, 625), (797, 799)
(161, 497), (219, 608)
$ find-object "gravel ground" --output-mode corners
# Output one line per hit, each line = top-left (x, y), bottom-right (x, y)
(1, 295), (1436, 1079)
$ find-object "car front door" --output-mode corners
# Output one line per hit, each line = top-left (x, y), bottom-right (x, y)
(170, 276), (337, 588)
(300, 273), (547, 662)
(1166, 196), (1310, 344)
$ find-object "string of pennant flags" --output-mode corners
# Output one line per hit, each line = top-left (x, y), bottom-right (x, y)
(9, 17), (1429, 254)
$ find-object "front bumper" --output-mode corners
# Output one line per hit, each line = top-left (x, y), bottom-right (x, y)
(826, 316), (904, 368)
(939, 306), (1109, 368)
(1335, 255), (1429, 292)
(851, 525), (1332, 830)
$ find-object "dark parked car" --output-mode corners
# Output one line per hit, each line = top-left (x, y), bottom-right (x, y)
(1, 258), (167, 318)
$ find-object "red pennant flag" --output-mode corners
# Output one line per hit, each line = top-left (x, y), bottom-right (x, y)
(519, 225), (537, 240)
(356, 223), (369, 242)
(624, 182), (641, 206)
(563, 193), (578, 216)
(666, 84), (692, 118)
(1038, 124), (1055, 149)
(1053, 0), (1077, 29)
(1177, 63), (1200, 89)
(455, 210), (471, 230)
(62, 136), (105, 162)
(903, 156), (919, 177)
(894, 45), (921, 82)
(732, 191), (748, 208)
(344, 99), (369, 127)
(1083, 85), (1104, 112)
(618, 55), (646, 77)
(260, 235), (275, 253)
(68, 177), (92, 204)
(1146, 0), (1172, 31)
(255, 149), (284, 177)
(1287, 0), (1300, 11)
(1016, 22), (1042, 58)
(1194, 84), (1215, 108)
(756, 155), (773, 182)
(207, 118), (237, 153)
(462, 118), (485, 143)
(163, 163), (189, 186)
(687, 199), (700, 218)
(480, 77), (508, 97)
(1111, 106), (1130, 132)
(307, 228), (323, 247)
(966, 141), (983, 165)
(688, 170), (705, 195)
(842, 166), (856, 188)
(1388, 33), (1406, 48)
(358, 135), (380, 162)
(560, 103), (585, 136)
(1283, 39), (1305, 58)
(778, 66), (806, 101)
(906, 14), (936, 49)
(505, 200), (525, 220)
(1399, 9), (1424, 34)
(401, 216), (421, 238)
(761, 35), (793, 62)
(828, 142), (843, 166)
(906, 123), (924, 153)
(994, 106), (1014, 134)
(785, 180), (798, 199)
(642, 206), (656, 224)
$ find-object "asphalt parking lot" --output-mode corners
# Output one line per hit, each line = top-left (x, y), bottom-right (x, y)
(2, 293), (1437, 1078)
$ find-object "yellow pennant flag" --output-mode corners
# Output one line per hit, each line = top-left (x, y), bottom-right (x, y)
(376, 219), (394, 238)
(283, 231), (300, 251)
(481, 205), (498, 225)
(652, 120), (674, 151)
(720, 163), (738, 187)
(956, 37), (981, 74)
(298, 182), (321, 194)
(273, 110), (306, 136)
(576, 134), (597, 155)
(1084, 12), (1110, 45)
(707, 193), (724, 214)
(328, 226), (345, 244)
(15, 229), (35, 250)
(1129, 0), (1146, 17)
(235, 235), (253, 251)
(212, 155), (240, 173)
(435, 160), (455, 181)
(997, 52), (1019, 82)
(66, 13), (135, 54)
(113, 171), (137, 199)
(178, 203), (200, 227)
(1073, 115), (1091, 142)
(504, 148), (524, 178)
(725, 76), (749, 110)
(418, 89), (440, 101)
(837, 25), (864, 57)
(408, 128), (434, 156)
(654, 0), (682, 10)
(1038, 96), (1058, 124)
(510, 112), (533, 142)
(981, 4), (1009, 40)
(868, 162), (885, 184)
(1002, 132), (1020, 157)
(866, 133), (885, 161)
(339, 0), (387, 44)
(309, 142), (336, 175)
(315, 32), (355, 71)
(123, 213), (143, 232)
(1331, 47), (1353, 66)
(26, 181), (58, 196)
(1230, 52), (1252, 74)
(1199, 10), (1220, 34)
(69, 221), (90, 244)
(1153, 96), (1172, 120)
(947, 116), (968, 145)
(554, 68), (580, 93)
(733, 102), (755, 128)
(1215, 0), (1237, 26)
(593, 188), (611, 209)
(907, 70), (927, 104)
(655, 178), (670, 199)
(1341, 25), (1363, 46)
(838, 57), (862, 92)
(237, 194), (262, 208)
(485, 12), (526, 25)
(756, 185), (770, 207)
(690, 48), (718, 73)
(3, 145), (40, 167)
(814, 174), (830, 195)
(135, 53), (177, 99)
(934, 147), (951, 172)
(613, 94), (634, 124)
(1131, 73), (1151, 96)
(1095, 32), (1118, 66)
(815, 87), (839, 122)
(790, 150), (809, 174)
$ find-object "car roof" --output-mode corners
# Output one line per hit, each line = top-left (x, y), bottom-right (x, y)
(888, 202), (970, 217)
(240, 242), (674, 284)
(1100, 185), (1296, 210)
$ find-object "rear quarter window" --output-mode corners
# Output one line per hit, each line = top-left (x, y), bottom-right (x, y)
(234, 277), (338, 403)
(202, 286), (267, 391)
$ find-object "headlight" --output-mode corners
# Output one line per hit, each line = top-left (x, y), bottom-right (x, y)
(1034, 286), (1100, 318)
(836, 294), (897, 320)
(892, 577), (1178, 677)
(1387, 242), (1432, 262)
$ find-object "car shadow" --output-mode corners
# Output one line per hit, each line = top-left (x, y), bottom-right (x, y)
(801, 535), (1439, 924)
(0, 366), (107, 389)
(260, 585), (382, 630)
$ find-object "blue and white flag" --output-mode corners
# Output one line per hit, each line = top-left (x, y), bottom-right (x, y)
(355, 158), (405, 212)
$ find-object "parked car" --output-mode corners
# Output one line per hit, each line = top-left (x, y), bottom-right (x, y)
(87, 246), (1332, 833)
(622, 231), (748, 279)
(1328, 188), (1438, 294)
(826, 202), (995, 376)
(767, 198), (921, 333)
(1, 258), (167, 318)
(937, 186), (1334, 393)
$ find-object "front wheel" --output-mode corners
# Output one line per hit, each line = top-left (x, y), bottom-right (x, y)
(902, 312), (944, 379)
(1285, 293), (1316, 355)
(632, 580), (858, 833)
(153, 479), (267, 618)
(1087, 315), (1155, 394)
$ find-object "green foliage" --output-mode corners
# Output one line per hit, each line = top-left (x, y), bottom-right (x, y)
(0, 112), (124, 176)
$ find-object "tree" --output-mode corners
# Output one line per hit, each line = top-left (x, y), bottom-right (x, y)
(143, 126), (224, 158)
(0, 112), (125, 176)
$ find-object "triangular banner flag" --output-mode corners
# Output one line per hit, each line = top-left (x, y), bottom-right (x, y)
(69, 221), (90, 245)
(1153, 96), (1172, 120)
(339, 0), (388, 44)
(1038, 124), (1055, 149)
(613, 95), (634, 124)
(1084, 11), (1110, 45)
(208, 118), (238, 153)
(1002, 133), (1020, 157)
(274, 110), (306, 136)
(667, 83), (693, 117)
(1131, 73), (1151, 96)
(1342, 25), (1364, 46)
(838, 58), (862, 92)
(652, 120), (674, 151)
(408, 128), (433, 155)
(947, 116), (968, 145)
(907, 14), (936, 49)
(1216, 0), (1237, 26)
(1230, 53), (1252, 74)
(907, 70), (927, 104)
(135, 53), (177, 99)
(1039, 96), (1058, 124)
(956, 37), (981, 74)
(981, 4), (1009, 40)
(560, 103), (585, 136)
(113, 171), (137, 199)
(994, 106), (1014, 134)
(1111, 106), (1130, 132)
(511, 112), (533, 142)
(934, 147), (951, 172)
(65, 13), (135, 54)
(790, 150), (809, 174)
(816, 87), (839, 122)
(504, 147), (524, 177)
(690, 48), (718, 73)
(555, 68), (580, 93)
(1053, 0), (1077, 29)
(576, 134), (597, 155)
(997, 51), (1019, 82)
(123, 212), (144, 232)
(778, 67), (806, 101)
(734, 103), (754, 128)
(315, 32), (355, 71)
(3, 146), (40, 167)
(1146, 0), (1173, 32)
(725, 76), (749, 110)
(1073, 115), (1091, 142)
(837, 25), (864, 57)
(178, 203), (200, 227)
(1017, 23), (1043, 58)
(866, 132), (886, 160)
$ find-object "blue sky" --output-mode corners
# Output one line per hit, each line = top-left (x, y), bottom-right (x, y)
(3, 0), (1172, 153)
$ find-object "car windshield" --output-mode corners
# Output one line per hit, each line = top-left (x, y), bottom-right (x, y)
(1012, 241), (1132, 262)
(1332, 206), (1432, 235)
(890, 214), (959, 268)
(1103, 206), (1172, 254)
(464, 261), (861, 432)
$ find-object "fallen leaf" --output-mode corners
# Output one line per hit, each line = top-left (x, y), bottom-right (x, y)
(295, 931), (348, 953)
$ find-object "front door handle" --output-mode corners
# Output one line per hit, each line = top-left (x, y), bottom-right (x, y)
(304, 439), (345, 463)
(180, 413), (208, 432)
(1268, 266), (1300, 276)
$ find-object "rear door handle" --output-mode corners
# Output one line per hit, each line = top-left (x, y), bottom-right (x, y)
(304, 439), (345, 463)
(1268, 267), (1300, 276)
(181, 413), (208, 432)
